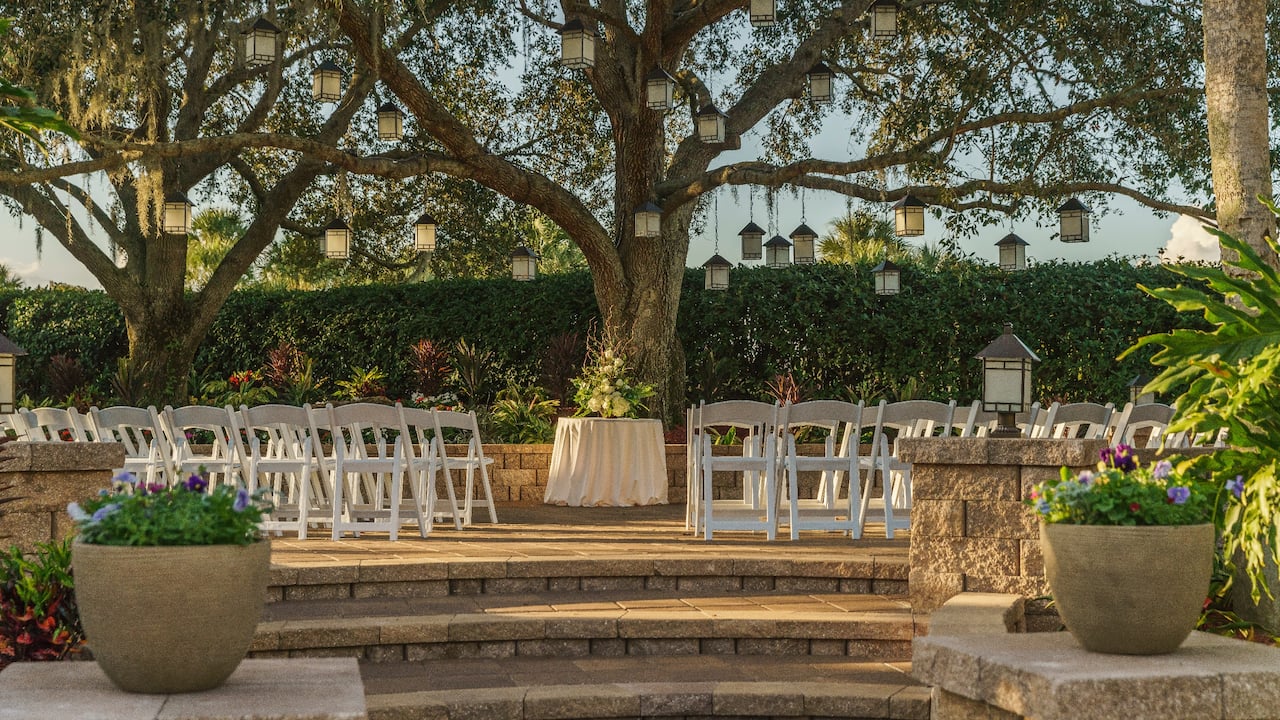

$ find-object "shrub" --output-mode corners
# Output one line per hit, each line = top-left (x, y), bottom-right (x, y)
(489, 386), (559, 443)
(0, 539), (84, 670)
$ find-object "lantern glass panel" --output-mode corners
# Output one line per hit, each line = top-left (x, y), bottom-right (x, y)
(874, 268), (900, 295)
(313, 70), (341, 102)
(982, 359), (1030, 412)
(871, 3), (897, 37)
(513, 255), (537, 281)
(377, 109), (403, 140)
(0, 355), (14, 413)
(414, 222), (437, 252)
(243, 27), (277, 67)
(324, 227), (350, 259)
(705, 264), (729, 290)
(895, 205), (924, 236)
(998, 243), (1026, 271)
(1060, 209), (1089, 243)
(766, 244), (790, 268)
(636, 209), (661, 237)
(741, 232), (763, 260)
(808, 73), (832, 103)
(162, 200), (191, 235)
(749, 0), (776, 26)
(646, 76), (674, 110)
(793, 237), (816, 264)
(560, 32), (595, 69)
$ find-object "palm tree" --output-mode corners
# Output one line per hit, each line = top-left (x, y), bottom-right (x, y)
(818, 211), (904, 265)
(0, 263), (23, 290)
(187, 209), (248, 291)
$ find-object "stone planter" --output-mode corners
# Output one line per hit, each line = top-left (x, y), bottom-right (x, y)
(1041, 522), (1214, 655)
(72, 540), (271, 693)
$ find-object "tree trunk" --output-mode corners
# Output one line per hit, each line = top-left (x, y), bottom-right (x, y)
(121, 301), (201, 407)
(1203, 0), (1276, 271)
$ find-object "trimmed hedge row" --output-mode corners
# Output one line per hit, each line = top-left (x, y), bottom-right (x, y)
(0, 258), (1199, 408)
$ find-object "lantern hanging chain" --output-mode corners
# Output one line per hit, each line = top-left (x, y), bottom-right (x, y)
(713, 192), (720, 253)
(800, 187), (806, 223)
(748, 186), (754, 223)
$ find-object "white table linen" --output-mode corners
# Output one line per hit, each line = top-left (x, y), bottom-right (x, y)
(544, 418), (668, 507)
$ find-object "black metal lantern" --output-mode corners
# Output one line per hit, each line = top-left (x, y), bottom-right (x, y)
(739, 222), (765, 260)
(892, 195), (926, 236)
(242, 16), (281, 68)
(376, 102), (404, 141)
(806, 62), (833, 104)
(790, 223), (817, 264)
(162, 192), (194, 235)
(975, 323), (1040, 438)
(511, 245), (538, 281)
(1128, 375), (1155, 405)
(995, 232), (1029, 271)
(645, 67), (676, 111)
(870, 0), (899, 38)
(558, 18), (595, 69)
(0, 333), (27, 414)
(634, 202), (662, 238)
(1057, 198), (1091, 243)
(696, 104), (728, 143)
(749, 0), (776, 27)
(311, 60), (343, 102)
(323, 218), (351, 260)
(703, 253), (731, 290)
(871, 258), (901, 295)
(413, 213), (437, 253)
(764, 234), (792, 268)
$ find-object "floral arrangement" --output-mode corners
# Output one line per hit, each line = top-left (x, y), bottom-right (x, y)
(1027, 444), (1223, 526)
(68, 471), (272, 546)
(571, 339), (654, 419)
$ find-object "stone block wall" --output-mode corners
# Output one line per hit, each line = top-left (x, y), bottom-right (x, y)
(0, 441), (125, 552)
(898, 437), (1106, 631)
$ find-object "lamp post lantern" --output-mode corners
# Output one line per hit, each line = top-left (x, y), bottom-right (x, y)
(995, 232), (1029, 271)
(1128, 375), (1155, 405)
(0, 333), (26, 413)
(975, 323), (1040, 438)
(241, 16), (281, 67)
(558, 18), (595, 69)
(311, 60), (343, 102)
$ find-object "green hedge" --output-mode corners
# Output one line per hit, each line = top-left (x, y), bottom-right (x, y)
(0, 259), (1199, 408)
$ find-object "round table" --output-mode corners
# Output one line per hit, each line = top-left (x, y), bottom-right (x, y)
(543, 417), (668, 506)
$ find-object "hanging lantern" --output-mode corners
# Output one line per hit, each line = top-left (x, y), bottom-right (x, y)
(162, 192), (194, 235)
(511, 245), (538, 281)
(311, 60), (343, 102)
(764, 234), (792, 268)
(871, 258), (901, 295)
(376, 102), (404, 141)
(558, 18), (595, 69)
(790, 223), (817, 264)
(870, 0), (899, 38)
(696, 104), (728, 143)
(323, 218), (351, 260)
(645, 67), (676, 111)
(703, 254), (731, 290)
(0, 333), (28, 414)
(1057, 198), (1091, 243)
(748, 0), (777, 27)
(806, 62), (833, 104)
(413, 213), (437, 253)
(739, 222), (765, 260)
(892, 194), (926, 236)
(241, 16), (281, 68)
(634, 201), (662, 238)
(975, 323), (1040, 438)
(995, 233), (1029, 271)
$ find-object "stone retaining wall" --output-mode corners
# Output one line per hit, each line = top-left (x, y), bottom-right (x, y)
(0, 441), (125, 552)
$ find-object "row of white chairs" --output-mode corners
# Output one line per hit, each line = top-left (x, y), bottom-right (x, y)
(5, 403), (498, 541)
(683, 398), (1210, 543)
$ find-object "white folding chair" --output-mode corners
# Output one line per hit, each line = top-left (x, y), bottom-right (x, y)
(87, 405), (168, 484)
(1110, 402), (1176, 448)
(432, 410), (498, 526)
(779, 400), (867, 540)
(860, 399), (949, 539)
(14, 406), (91, 442)
(238, 404), (321, 539)
(159, 405), (243, 489)
(312, 402), (427, 541)
(694, 400), (784, 541)
(1035, 401), (1114, 439)
(397, 404), (458, 532)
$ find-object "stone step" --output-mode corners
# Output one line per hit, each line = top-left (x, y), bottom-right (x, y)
(250, 591), (919, 662)
(361, 655), (930, 720)
(268, 555), (909, 603)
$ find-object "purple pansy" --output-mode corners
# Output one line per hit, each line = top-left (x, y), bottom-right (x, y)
(1152, 460), (1173, 480)
(1167, 486), (1191, 505)
(184, 473), (208, 493)
(90, 503), (120, 523)
(1076, 470), (1094, 486)
(1227, 475), (1245, 499)
(1101, 444), (1138, 473)
(233, 488), (251, 512)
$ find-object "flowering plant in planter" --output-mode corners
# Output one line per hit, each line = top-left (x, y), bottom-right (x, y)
(68, 471), (272, 546)
(571, 339), (654, 419)
(1027, 444), (1218, 526)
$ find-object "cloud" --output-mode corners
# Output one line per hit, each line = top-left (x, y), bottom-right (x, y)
(1163, 215), (1219, 264)
(0, 257), (44, 283)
